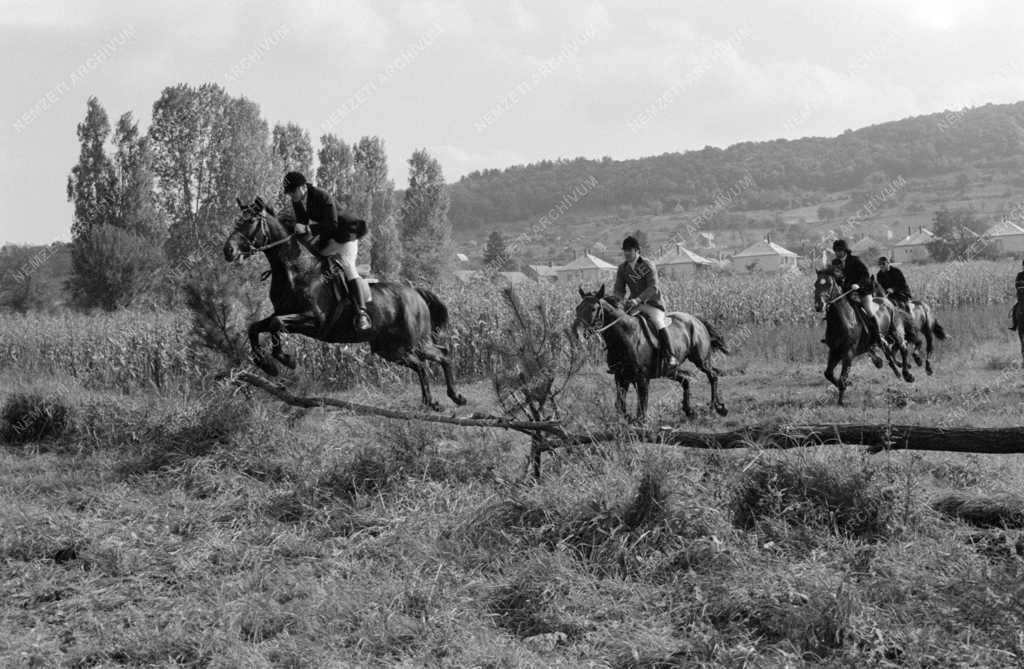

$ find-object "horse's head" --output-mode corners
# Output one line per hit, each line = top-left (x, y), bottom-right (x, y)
(223, 196), (286, 261)
(814, 269), (841, 312)
(571, 284), (607, 341)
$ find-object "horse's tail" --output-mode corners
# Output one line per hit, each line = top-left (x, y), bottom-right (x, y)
(416, 287), (449, 333)
(697, 317), (730, 355)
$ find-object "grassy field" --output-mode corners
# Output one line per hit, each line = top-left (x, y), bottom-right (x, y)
(3, 290), (1024, 667)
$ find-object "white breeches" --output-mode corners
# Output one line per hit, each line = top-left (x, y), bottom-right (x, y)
(321, 239), (359, 280)
(637, 304), (669, 330)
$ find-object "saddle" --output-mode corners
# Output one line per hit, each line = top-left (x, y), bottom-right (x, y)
(634, 311), (660, 350)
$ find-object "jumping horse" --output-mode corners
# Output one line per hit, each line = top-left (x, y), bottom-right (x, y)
(223, 197), (466, 410)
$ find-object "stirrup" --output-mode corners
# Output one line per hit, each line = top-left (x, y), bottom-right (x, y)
(354, 308), (372, 331)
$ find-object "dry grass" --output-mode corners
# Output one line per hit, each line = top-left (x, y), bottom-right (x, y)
(2, 288), (1024, 666)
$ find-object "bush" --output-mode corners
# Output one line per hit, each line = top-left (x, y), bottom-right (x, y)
(1, 392), (71, 445)
(731, 457), (893, 542)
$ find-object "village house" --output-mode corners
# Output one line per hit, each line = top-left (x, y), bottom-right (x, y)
(555, 252), (617, 286)
(984, 220), (1024, 255)
(525, 264), (559, 283)
(889, 227), (933, 263)
(728, 238), (800, 273)
(654, 244), (716, 279)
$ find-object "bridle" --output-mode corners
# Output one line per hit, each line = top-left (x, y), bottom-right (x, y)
(816, 273), (855, 309)
(234, 210), (294, 255)
(577, 298), (629, 337)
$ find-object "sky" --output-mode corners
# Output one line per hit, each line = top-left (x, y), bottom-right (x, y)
(2, 0), (1024, 245)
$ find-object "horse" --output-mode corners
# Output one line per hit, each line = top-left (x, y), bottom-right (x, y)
(571, 284), (728, 423)
(872, 285), (947, 376)
(814, 269), (915, 405)
(222, 197), (466, 410)
(1011, 290), (1024, 365)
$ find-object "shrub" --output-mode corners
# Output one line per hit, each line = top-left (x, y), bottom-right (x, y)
(731, 457), (893, 542)
(1, 392), (71, 445)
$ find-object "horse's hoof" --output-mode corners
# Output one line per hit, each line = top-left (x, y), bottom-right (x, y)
(903, 372), (915, 383)
(925, 365), (934, 376)
(872, 358), (884, 369)
(254, 355), (279, 377)
(714, 403), (729, 417)
(451, 394), (467, 406)
(427, 401), (443, 412)
(682, 408), (696, 420)
(912, 354), (923, 366)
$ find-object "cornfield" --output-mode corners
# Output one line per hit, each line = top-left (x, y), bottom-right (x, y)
(1, 260), (1017, 390)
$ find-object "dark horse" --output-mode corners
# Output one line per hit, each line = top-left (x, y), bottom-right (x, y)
(814, 269), (915, 405)
(571, 285), (729, 423)
(223, 198), (466, 410)
(872, 284), (947, 376)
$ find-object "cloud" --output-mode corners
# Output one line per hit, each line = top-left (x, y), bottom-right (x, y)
(0, 0), (101, 30)
(428, 144), (528, 180)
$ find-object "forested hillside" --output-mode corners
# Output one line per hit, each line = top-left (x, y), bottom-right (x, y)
(449, 102), (1024, 233)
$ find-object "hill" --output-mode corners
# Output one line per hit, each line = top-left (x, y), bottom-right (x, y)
(448, 101), (1024, 263)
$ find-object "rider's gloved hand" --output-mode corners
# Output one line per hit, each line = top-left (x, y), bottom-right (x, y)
(850, 283), (860, 291)
(624, 298), (638, 311)
(293, 223), (309, 235)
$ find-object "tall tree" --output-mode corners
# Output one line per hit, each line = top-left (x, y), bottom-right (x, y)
(353, 136), (400, 276)
(149, 84), (274, 260)
(316, 133), (355, 210)
(111, 113), (165, 242)
(483, 230), (511, 268)
(271, 122), (313, 212)
(271, 122), (313, 175)
(67, 97), (115, 244)
(400, 148), (451, 285)
(926, 208), (990, 262)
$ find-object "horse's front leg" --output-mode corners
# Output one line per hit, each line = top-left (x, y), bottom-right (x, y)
(614, 378), (629, 419)
(249, 316), (281, 376)
(634, 378), (650, 424)
(824, 349), (843, 402)
(267, 312), (321, 369)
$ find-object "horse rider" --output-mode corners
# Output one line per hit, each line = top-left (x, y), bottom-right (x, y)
(612, 235), (677, 375)
(832, 239), (884, 348)
(283, 171), (371, 332)
(1010, 259), (1024, 331)
(875, 256), (912, 310)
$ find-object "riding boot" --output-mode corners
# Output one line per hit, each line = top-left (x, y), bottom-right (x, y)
(347, 278), (372, 331)
(865, 313), (883, 348)
(656, 328), (678, 375)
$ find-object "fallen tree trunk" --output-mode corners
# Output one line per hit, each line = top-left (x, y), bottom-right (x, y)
(236, 372), (1024, 456)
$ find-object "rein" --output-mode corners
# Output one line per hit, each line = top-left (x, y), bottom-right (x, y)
(247, 214), (295, 253)
(827, 287), (856, 305)
(582, 299), (634, 336)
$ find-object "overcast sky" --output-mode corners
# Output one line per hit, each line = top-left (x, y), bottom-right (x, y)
(2, 0), (1023, 245)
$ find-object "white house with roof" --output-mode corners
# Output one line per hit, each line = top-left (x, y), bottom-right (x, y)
(889, 228), (933, 263)
(985, 220), (1024, 254)
(555, 253), (617, 286)
(526, 264), (559, 282)
(729, 239), (800, 273)
(655, 244), (716, 278)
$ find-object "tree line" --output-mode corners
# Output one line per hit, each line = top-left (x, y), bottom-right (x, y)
(448, 101), (1024, 232)
(51, 83), (452, 312)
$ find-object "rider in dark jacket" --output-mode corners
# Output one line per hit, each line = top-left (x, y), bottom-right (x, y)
(284, 171), (371, 332)
(875, 256), (912, 309)
(833, 240), (884, 348)
(1011, 259), (1024, 331)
